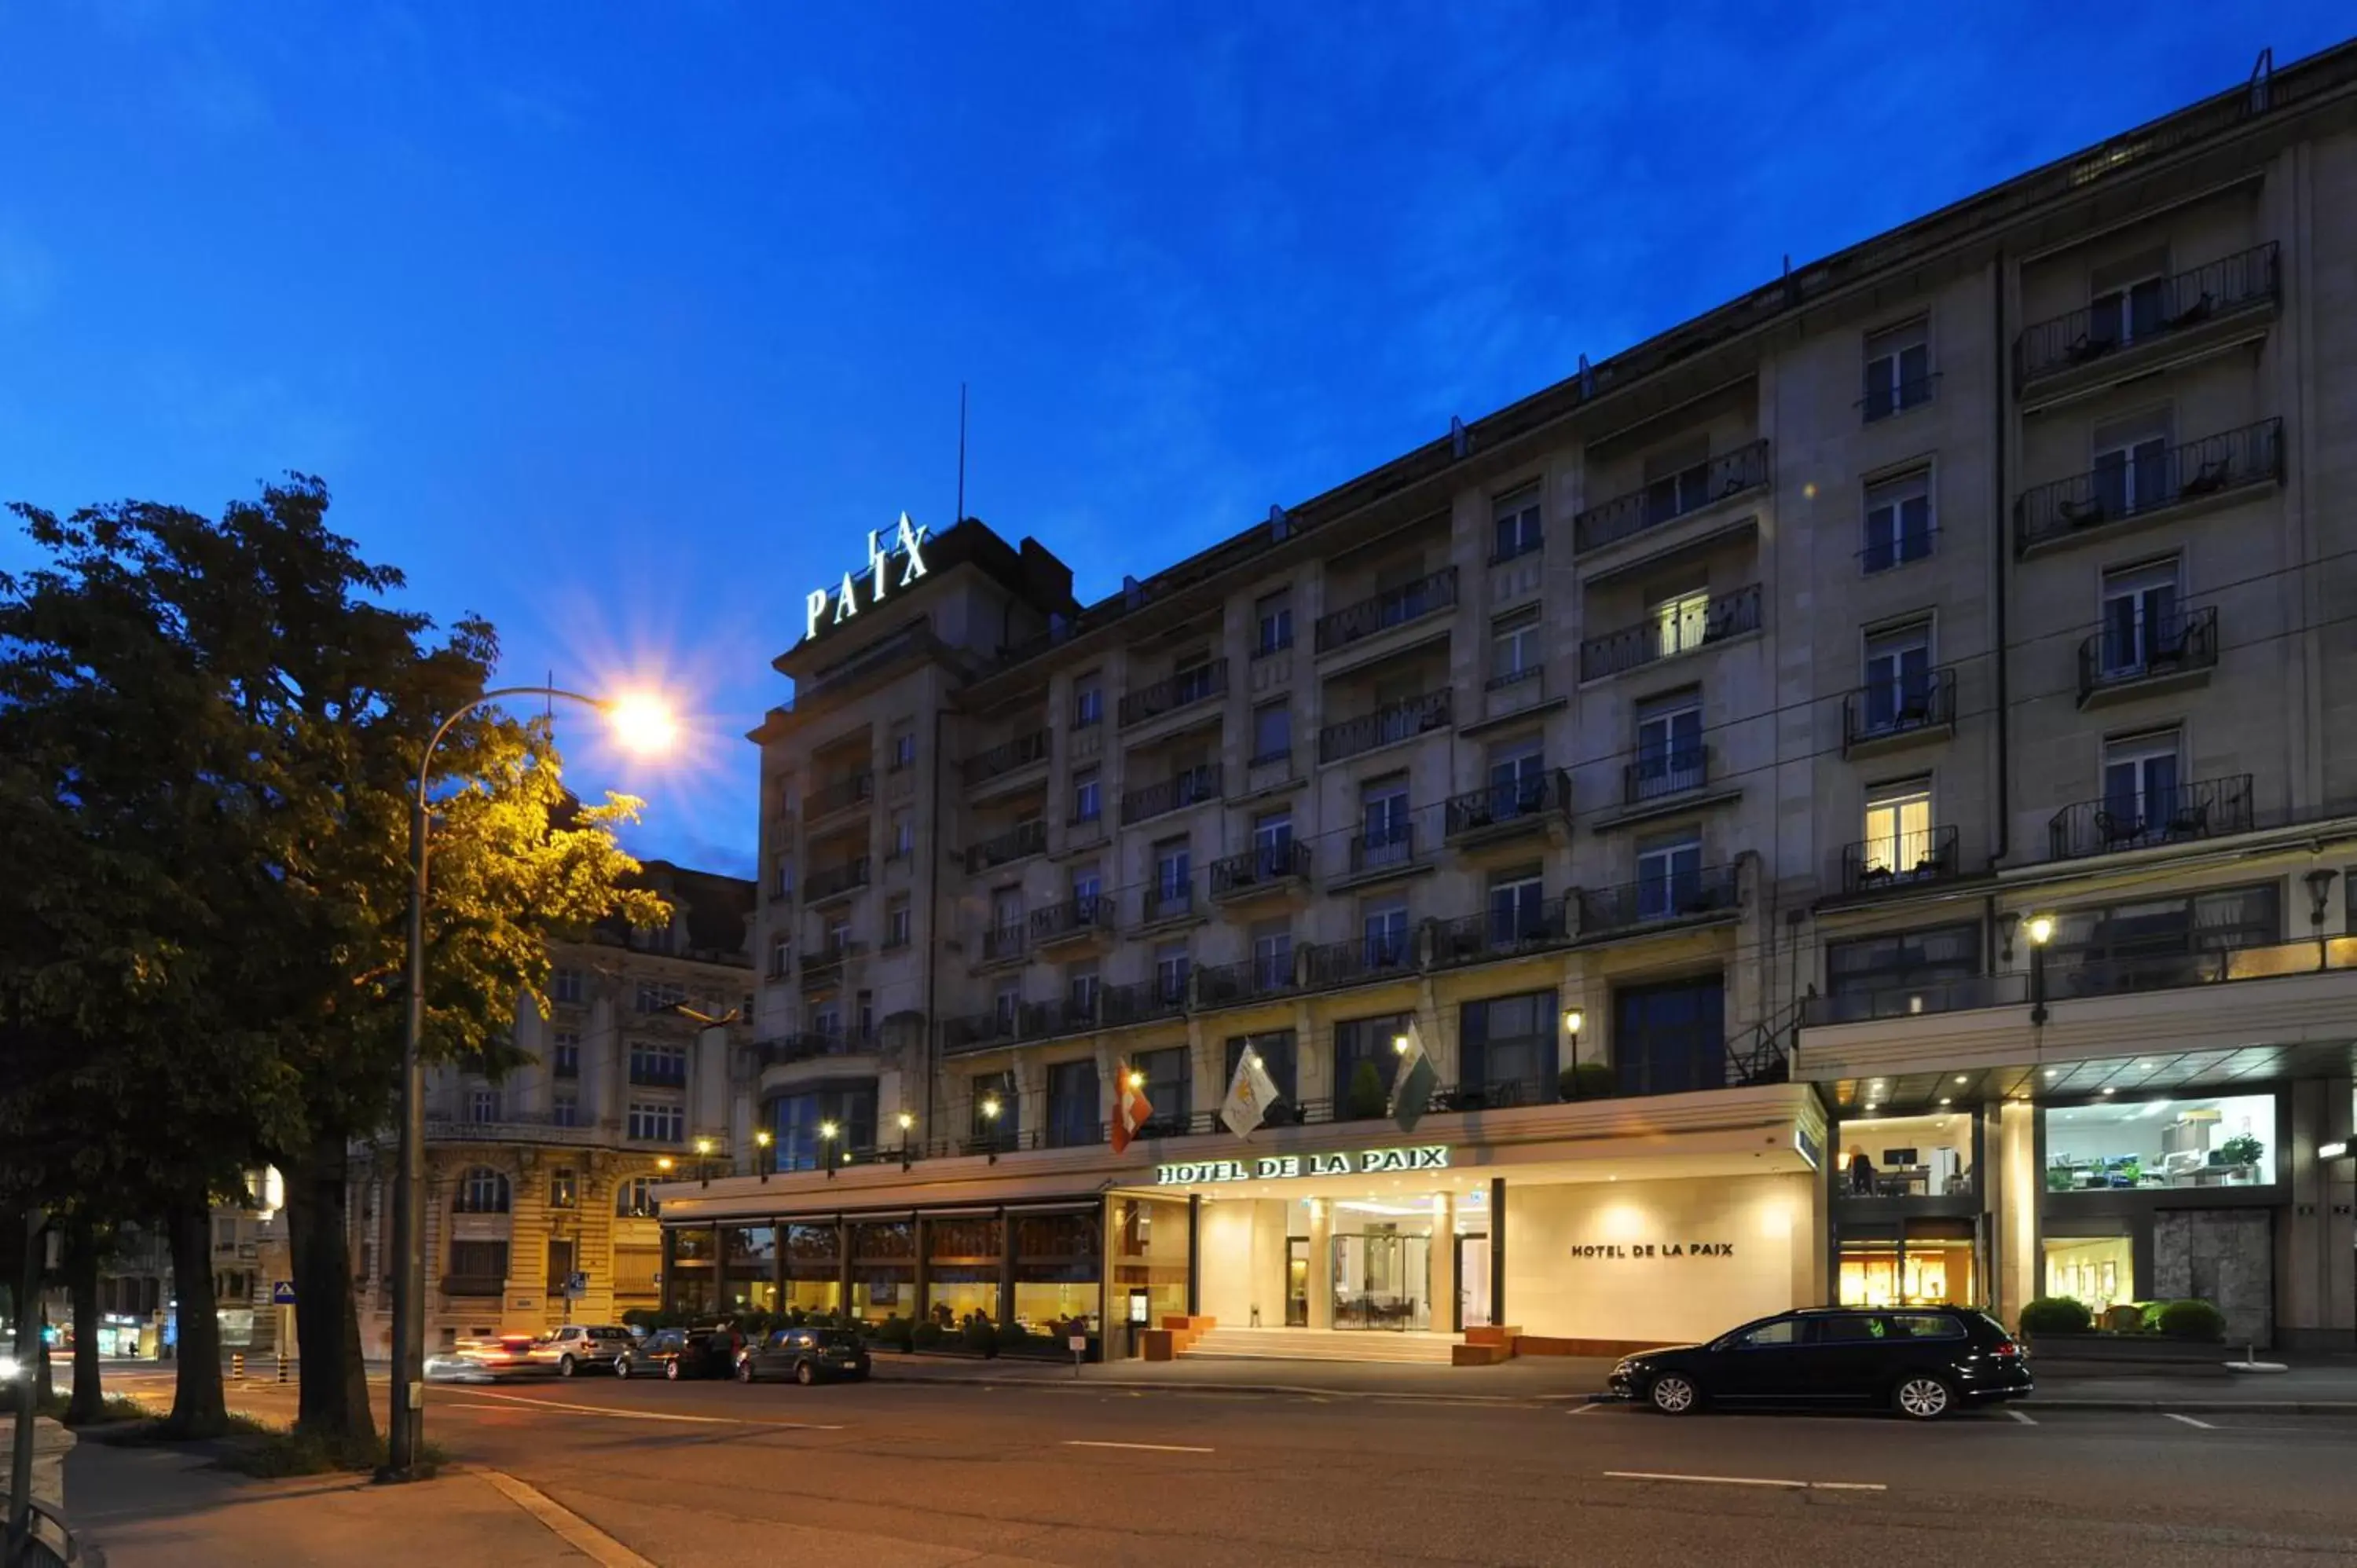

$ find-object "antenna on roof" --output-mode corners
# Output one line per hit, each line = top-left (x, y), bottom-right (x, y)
(2249, 46), (2274, 113)
(1123, 574), (1144, 610)
(1269, 504), (1290, 542)
(955, 381), (968, 525)
(1450, 416), (1469, 460)
(1578, 353), (1593, 399)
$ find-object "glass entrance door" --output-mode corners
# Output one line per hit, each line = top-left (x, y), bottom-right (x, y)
(1331, 1233), (1429, 1330)
(1285, 1239), (1308, 1327)
(1455, 1233), (1491, 1332)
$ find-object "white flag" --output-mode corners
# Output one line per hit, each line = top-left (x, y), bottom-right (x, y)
(1220, 1048), (1282, 1139)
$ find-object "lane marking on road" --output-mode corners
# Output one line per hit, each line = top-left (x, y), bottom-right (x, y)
(481, 1469), (658, 1568)
(2165, 1412), (2217, 1430)
(1063, 1439), (1216, 1454)
(435, 1387), (842, 1429)
(1568, 1401), (1609, 1415)
(1603, 1471), (1888, 1493)
(2006, 1409), (2039, 1425)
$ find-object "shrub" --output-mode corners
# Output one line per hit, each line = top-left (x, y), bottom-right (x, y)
(995, 1322), (1034, 1355)
(912, 1321), (944, 1350)
(2156, 1298), (2227, 1343)
(1557, 1062), (1617, 1101)
(2017, 1297), (2093, 1337)
(874, 1315), (915, 1352)
(961, 1313), (999, 1356)
(1345, 1058), (1389, 1120)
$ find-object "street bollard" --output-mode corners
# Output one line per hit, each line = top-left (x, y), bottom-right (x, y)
(231, 1351), (244, 1380)
(277, 1354), (290, 1383)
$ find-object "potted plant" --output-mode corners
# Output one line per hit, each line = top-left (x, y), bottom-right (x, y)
(2218, 1134), (2264, 1172)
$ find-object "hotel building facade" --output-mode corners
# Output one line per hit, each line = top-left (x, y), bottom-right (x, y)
(660, 46), (2357, 1359)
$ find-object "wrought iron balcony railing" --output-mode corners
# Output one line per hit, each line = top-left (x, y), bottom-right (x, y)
(1300, 932), (1415, 988)
(961, 728), (1050, 787)
(1442, 770), (1570, 842)
(1840, 825), (1961, 895)
(1579, 584), (1761, 681)
(1622, 744), (1709, 807)
(1842, 666), (1957, 751)
(2077, 606), (2219, 702)
(1029, 894), (1115, 944)
(803, 857), (871, 903)
(1140, 877), (1197, 925)
(807, 771), (874, 819)
(1429, 898), (1574, 968)
(1196, 954), (1299, 1007)
(966, 819), (1047, 874)
(754, 1028), (878, 1069)
(1347, 819), (1421, 877)
(2016, 241), (2280, 386)
(1120, 764), (1221, 826)
(1319, 690), (1451, 764)
(2014, 418), (2282, 554)
(1574, 438), (1769, 554)
(1314, 566), (1458, 655)
(2047, 773), (2253, 861)
(1577, 864), (1739, 934)
(981, 921), (1028, 964)
(1119, 659), (1228, 728)
(1208, 840), (1314, 896)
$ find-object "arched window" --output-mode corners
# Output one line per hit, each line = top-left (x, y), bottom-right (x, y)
(453, 1166), (511, 1214)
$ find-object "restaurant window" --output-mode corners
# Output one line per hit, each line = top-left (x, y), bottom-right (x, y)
(783, 1223), (842, 1316)
(1046, 1058), (1102, 1149)
(1113, 1196), (1191, 1328)
(1015, 1212), (1102, 1335)
(723, 1225), (779, 1314)
(1333, 1013), (1412, 1120)
(1458, 990), (1556, 1103)
(926, 1216), (1003, 1325)
(849, 1220), (915, 1324)
(1838, 1225), (1977, 1310)
(1225, 1031), (1296, 1105)
(1612, 976), (1725, 1096)
(2046, 1093), (2275, 1194)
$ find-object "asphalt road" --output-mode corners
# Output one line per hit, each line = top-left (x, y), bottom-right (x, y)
(104, 1365), (2357, 1566)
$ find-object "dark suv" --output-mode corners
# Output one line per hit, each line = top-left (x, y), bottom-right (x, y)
(737, 1327), (871, 1386)
(1607, 1306), (2031, 1420)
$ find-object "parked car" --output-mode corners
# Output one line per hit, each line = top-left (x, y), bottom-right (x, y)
(424, 1335), (553, 1383)
(620, 1326), (742, 1381)
(1605, 1306), (2031, 1420)
(534, 1324), (636, 1378)
(735, 1326), (871, 1385)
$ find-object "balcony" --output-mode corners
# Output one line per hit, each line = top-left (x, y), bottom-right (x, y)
(1102, 976), (1187, 1027)
(1318, 689), (1452, 765)
(1577, 864), (1740, 936)
(1138, 877), (1197, 926)
(966, 819), (1047, 874)
(2014, 418), (2282, 557)
(2047, 774), (2253, 861)
(961, 728), (1050, 789)
(1429, 898), (1574, 969)
(804, 857), (871, 904)
(1839, 825), (1961, 896)
(1209, 841), (1314, 902)
(1340, 819), (1426, 885)
(627, 1061), (687, 1089)
(755, 1028), (878, 1069)
(1301, 932), (1415, 990)
(1622, 744), (1710, 808)
(424, 1113), (605, 1148)
(1119, 659), (1228, 729)
(1443, 770), (1571, 847)
(1574, 438), (1769, 555)
(1841, 667), (1958, 759)
(808, 771), (874, 821)
(1314, 567), (1458, 657)
(2077, 606), (2218, 707)
(1120, 764), (1221, 826)
(980, 921), (1028, 965)
(1029, 895), (1115, 949)
(1196, 954), (1299, 1008)
(800, 941), (863, 991)
(1802, 974), (2027, 1029)
(2015, 242), (2280, 402)
(1579, 585), (1761, 682)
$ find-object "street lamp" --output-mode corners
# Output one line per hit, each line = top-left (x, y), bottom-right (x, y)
(384, 683), (673, 1485)
(694, 1136), (717, 1189)
(819, 1120), (840, 1180)
(755, 1129), (774, 1184)
(2024, 914), (2055, 1026)
(980, 1096), (1002, 1164)
(896, 1111), (916, 1171)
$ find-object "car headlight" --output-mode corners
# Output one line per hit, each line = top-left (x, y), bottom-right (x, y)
(0, 1354), (18, 1380)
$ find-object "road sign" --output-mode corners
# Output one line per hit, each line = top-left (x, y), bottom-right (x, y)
(270, 1281), (297, 1306)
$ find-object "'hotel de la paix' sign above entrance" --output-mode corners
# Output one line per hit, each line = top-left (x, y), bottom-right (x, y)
(1153, 1146), (1452, 1186)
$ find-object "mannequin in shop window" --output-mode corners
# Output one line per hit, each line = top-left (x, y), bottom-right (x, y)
(1846, 1146), (1878, 1196)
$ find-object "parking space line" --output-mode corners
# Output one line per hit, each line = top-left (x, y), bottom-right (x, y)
(1064, 1440), (1215, 1454)
(2006, 1409), (2038, 1425)
(1602, 1471), (1887, 1493)
(2165, 1412), (2217, 1430)
(436, 1387), (842, 1429)
(1567, 1401), (1608, 1415)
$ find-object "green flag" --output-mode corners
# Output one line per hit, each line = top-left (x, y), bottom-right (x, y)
(1389, 1021), (1435, 1133)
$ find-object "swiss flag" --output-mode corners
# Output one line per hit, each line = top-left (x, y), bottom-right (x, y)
(1109, 1066), (1155, 1155)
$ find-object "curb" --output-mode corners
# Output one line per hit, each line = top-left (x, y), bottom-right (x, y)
(870, 1371), (1577, 1404)
(2023, 1398), (2357, 1413)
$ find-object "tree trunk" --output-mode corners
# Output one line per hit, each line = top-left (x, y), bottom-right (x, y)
(285, 1135), (375, 1450)
(163, 1197), (226, 1436)
(66, 1214), (102, 1425)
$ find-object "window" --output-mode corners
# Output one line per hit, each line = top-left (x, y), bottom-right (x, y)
(1861, 622), (1934, 733)
(889, 809), (915, 859)
(1154, 940), (1190, 1005)
(1073, 672), (1104, 729)
(634, 980), (686, 1015)
(1251, 919), (1292, 990)
(1863, 471), (1934, 572)
(1633, 693), (1703, 795)
(1826, 922), (1980, 1006)
(1252, 809), (1292, 855)
(2046, 883), (2281, 991)
(1362, 899), (1409, 968)
(447, 1240), (509, 1286)
(971, 1071), (1018, 1144)
(768, 1080), (879, 1171)
(616, 1178), (658, 1219)
(1134, 1046), (1190, 1127)
(1333, 1013), (1412, 1118)
(888, 722), (917, 773)
(1171, 650), (1218, 705)
(824, 915), (852, 955)
(627, 1101), (684, 1142)
(2088, 257), (2168, 351)
(1360, 776), (1411, 870)
(1490, 482), (1543, 562)
(453, 1167), (510, 1214)
(629, 1039), (688, 1086)
(811, 1002), (841, 1039)
(1614, 975), (1726, 1096)
(1225, 1031), (1297, 1104)
(993, 981), (1022, 1031)
(552, 966), (584, 1006)
(1071, 863), (1102, 907)
(1862, 320), (1932, 421)
(551, 1031), (581, 1079)
(1642, 438), (1713, 526)
(2092, 412), (2172, 518)
(1636, 830), (1703, 921)
(2098, 558), (2183, 678)
(1072, 767), (1102, 825)
(772, 854), (794, 899)
(1252, 702), (1291, 765)
(1046, 1059), (1102, 1148)
(768, 934), (791, 979)
(1648, 585), (1710, 661)
(2100, 729), (2182, 839)
(1066, 962), (1102, 1021)
(856, 989), (875, 1040)
(468, 1087), (500, 1123)
(1860, 782), (1936, 881)
(1487, 738), (1544, 810)
(549, 1168), (578, 1211)
(1255, 589), (1294, 655)
(2046, 1092), (2275, 1194)
(552, 1094), (581, 1128)
(1490, 606), (1541, 688)
(990, 885), (1025, 943)
(1487, 868), (1545, 943)
(885, 896), (912, 950)
(1459, 990), (1556, 1099)
(1153, 837), (1191, 914)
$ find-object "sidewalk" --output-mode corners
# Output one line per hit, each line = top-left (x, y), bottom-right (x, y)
(64, 1441), (631, 1566)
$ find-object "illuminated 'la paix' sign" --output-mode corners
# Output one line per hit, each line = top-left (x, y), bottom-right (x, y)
(1153, 1145), (1450, 1185)
(805, 514), (931, 638)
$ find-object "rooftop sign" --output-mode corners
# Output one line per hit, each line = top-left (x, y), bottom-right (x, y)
(805, 514), (931, 639)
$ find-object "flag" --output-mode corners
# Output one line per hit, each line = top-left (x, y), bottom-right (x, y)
(1220, 1048), (1281, 1139)
(1109, 1064), (1155, 1155)
(1389, 1020), (1435, 1134)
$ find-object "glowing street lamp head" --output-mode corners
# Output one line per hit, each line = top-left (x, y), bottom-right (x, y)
(654, 1156), (674, 1173)
(693, 1137), (715, 1157)
(980, 1097), (1002, 1121)
(896, 1111), (915, 1132)
(819, 1120), (839, 1141)
(603, 692), (678, 756)
(1562, 1008), (1585, 1035)
(755, 1130), (773, 1149)
(2024, 914), (2056, 947)
(1392, 1035), (1409, 1055)
(1126, 1070), (1146, 1090)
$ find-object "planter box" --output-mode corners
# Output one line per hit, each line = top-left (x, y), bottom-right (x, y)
(2025, 1332), (2228, 1369)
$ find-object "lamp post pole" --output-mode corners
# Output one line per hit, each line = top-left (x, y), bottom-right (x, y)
(384, 684), (636, 1484)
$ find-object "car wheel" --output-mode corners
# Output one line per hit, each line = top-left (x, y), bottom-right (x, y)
(795, 1361), (818, 1387)
(735, 1357), (755, 1383)
(558, 1354), (577, 1379)
(614, 1357), (631, 1380)
(1893, 1375), (1955, 1421)
(665, 1359), (682, 1381)
(1648, 1374), (1699, 1416)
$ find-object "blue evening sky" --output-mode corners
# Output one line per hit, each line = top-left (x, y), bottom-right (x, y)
(2, 4), (2344, 876)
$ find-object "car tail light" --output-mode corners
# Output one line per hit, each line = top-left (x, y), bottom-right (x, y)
(1992, 1339), (2020, 1359)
